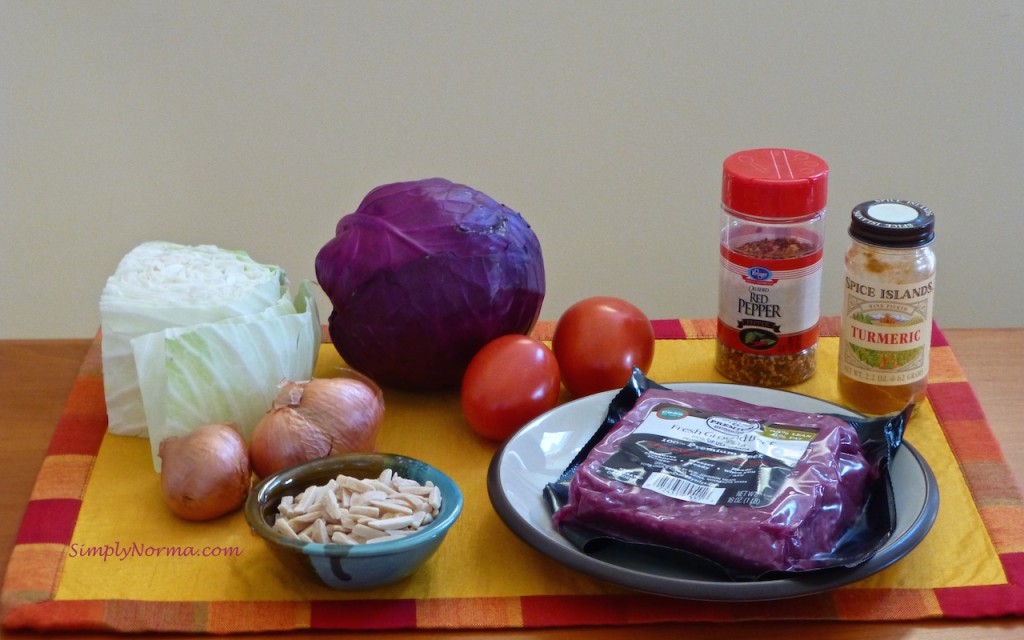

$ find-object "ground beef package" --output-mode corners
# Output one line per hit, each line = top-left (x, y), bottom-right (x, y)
(546, 370), (909, 580)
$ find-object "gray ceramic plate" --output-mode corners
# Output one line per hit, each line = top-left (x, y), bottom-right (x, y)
(487, 382), (939, 601)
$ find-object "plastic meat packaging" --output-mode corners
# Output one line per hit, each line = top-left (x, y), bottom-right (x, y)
(546, 371), (909, 580)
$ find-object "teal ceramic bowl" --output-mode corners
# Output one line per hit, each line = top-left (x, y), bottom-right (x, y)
(245, 453), (463, 590)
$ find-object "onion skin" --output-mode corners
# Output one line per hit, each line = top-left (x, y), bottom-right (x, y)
(249, 372), (386, 478)
(158, 422), (251, 521)
(249, 406), (332, 478)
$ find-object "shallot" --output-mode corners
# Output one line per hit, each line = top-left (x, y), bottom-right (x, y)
(158, 422), (252, 521)
(250, 371), (385, 478)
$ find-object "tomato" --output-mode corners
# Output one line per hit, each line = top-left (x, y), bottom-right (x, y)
(552, 296), (655, 398)
(461, 334), (561, 441)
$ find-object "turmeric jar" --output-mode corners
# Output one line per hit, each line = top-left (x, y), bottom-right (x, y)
(838, 200), (936, 415)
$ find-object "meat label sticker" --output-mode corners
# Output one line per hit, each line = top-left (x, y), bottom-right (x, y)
(597, 403), (818, 507)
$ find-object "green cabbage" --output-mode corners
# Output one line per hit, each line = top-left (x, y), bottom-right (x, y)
(99, 242), (319, 471)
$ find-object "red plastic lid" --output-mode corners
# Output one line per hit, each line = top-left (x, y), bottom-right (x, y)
(722, 148), (829, 218)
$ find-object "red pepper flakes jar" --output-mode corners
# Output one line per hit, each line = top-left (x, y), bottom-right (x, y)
(715, 148), (829, 387)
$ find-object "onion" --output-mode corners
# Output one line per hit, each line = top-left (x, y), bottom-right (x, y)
(249, 405), (332, 478)
(250, 370), (385, 478)
(158, 422), (251, 521)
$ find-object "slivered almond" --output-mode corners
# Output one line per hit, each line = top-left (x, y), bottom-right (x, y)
(271, 468), (443, 545)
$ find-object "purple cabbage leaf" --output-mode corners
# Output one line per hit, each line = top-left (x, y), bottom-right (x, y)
(315, 178), (545, 390)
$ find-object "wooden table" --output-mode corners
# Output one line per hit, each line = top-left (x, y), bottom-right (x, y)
(1, 330), (1022, 639)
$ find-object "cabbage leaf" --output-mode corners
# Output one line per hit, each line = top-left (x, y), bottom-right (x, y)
(134, 282), (319, 471)
(99, 242), (320, 471)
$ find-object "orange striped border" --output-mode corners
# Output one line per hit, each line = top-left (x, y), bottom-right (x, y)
(3, 321), (1023, 633)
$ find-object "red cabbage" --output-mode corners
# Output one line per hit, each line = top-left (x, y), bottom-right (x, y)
(315, 178), (545, 390)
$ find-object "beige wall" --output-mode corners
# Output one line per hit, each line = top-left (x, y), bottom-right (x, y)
(3, 1), (1022, 338)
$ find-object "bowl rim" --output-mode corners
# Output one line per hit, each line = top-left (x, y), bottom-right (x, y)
(245, 452), (464, 558)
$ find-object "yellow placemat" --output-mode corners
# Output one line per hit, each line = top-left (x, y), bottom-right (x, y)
(3, 319), (1023, 633)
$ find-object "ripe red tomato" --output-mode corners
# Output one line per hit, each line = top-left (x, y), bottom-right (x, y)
(552, 296), (655, 398)
(461, 334), (561, 441)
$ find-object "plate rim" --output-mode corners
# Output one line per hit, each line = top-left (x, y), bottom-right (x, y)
(487, 382), (940, 601)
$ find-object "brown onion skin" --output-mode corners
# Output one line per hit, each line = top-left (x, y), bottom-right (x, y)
(249, 406), (332, 478)
(249, 372), (385, 478)
(158, 422), (251, 521)
(310, 377), (384, 454)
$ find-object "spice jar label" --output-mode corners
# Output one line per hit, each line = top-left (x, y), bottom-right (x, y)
(717, 242), (823, 355)
(839, 273), (935, 386)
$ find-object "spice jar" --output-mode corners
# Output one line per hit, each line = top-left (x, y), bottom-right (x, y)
(838, 199), (936, 414)
(715, 148), (829, 387)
